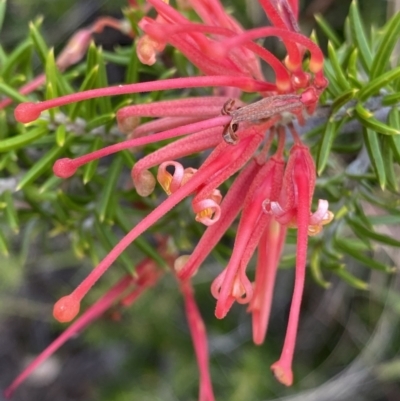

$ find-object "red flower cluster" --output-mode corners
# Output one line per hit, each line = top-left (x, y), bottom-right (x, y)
(6, 0), (333, 398)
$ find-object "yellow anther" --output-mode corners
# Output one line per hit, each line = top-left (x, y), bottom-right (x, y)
(158, 172), (173, 195)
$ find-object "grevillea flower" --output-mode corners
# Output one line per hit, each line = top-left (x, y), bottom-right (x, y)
(8, 0), (334, 396)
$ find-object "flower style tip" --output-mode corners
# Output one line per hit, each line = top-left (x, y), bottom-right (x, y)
(270, 361), (293, 386)
(53, 295), (81, 323)
(14, 102), (42, 124)
(132, 169), (156, 196)
(53, 158), (78, 179)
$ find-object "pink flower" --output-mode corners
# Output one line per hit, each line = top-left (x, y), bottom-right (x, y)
(9, 0), (333, 394)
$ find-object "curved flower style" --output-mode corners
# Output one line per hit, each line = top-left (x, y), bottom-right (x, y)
(8, 0), (333, 397)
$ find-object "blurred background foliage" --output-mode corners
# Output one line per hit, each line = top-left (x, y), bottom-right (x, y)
(1, 1), (400, 401)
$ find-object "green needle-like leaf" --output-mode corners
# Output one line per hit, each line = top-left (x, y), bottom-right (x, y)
(82, 137), (104, 184)
(388, 108), (400, 163)
(330, 89), (358, 115)
(29, 19), (49, 64)
(310, 249), (331, 289)
(327, 42), (351, 90)
(358, 66), (400, 101)
(381, 137), (399, 192)
(332, 267), (369, 290)
(0, 124), (48, 152)
(0, 228), (9, 257)
(97, 155), (123, 222)
(45, 49), (59, 100)
(0, 81), (29, 103)
(349, 0), (372, 72)
(347, 215), (400, 247)
(69, 65), (99, 120)
(114, 206), (168, 269)
(55, 124), (66, 147)
(317, 118), (345, 175)
(335, 236), (393, 272)
(370, 12), (400, 79)
(85, 113), (115, 131)
(314, 13), (341, 47)
(0, 0), (6, 33)
(94, 217), (134, 274)
(356, 104), (400, 136)
(16, 142), (70, 191)
(363, 128), (386, 189)
(3, 190), (19, 233)
(1, 39), (32, 78)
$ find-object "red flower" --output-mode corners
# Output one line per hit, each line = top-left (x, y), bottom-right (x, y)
(8, 0), (333, 396)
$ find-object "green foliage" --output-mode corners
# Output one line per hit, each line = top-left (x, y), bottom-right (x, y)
(312, 0), (400, 281)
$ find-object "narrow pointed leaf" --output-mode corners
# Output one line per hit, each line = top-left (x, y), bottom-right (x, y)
(55, 124), (66, 147)
(96, 49), (113, 115)
(0, 81), (29, 103)
(353, 201), (373, 229)
(363, 128), (386, 189)
(331, 88), (358, 115)
(347, 215), (400, 247)
(125, 42), (139, 84)
(317, 118), (346, 175)
(356, 104), (400, 135)
(85, 41), (98, 73)
(0, 228), (9, 257)
(82, 136), (104, 184)
(114, 206), (168, 269)
(39, 175), (62, 194)
(97, 155), (123, 222)
(16, 142), (69, 190)
(388, 108), (400, 163)
(45, 48), (59, 99)
(334, 236), (392, 272)
(85, 113), (115, 131)
(314, 13), (341, 47)
(94, 217), (134, 274)
(310, 249), (331, 289)
(69, 65), (99, 120)
(0, 0), (6, 33)
(381, 137), (399, 192)
(3, 190), (19, 233)
(57, 191), (86, 213)
(2, 39), (32, 78)
(327, 41), (351, 90)
(323, 61), (341, 97)
(358, 66), (400, 101)
(370, 12), (400, 79)
(29, 19), (49, 64)
(349, 0), (372, 72)
(333, 267), (369, 290)
(0, 124), (48, 152)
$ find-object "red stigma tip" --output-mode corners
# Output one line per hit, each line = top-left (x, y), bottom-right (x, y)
(14, 102), (41, 124)
(53, 295), (80, 322)
(53, 158), (77, 178)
